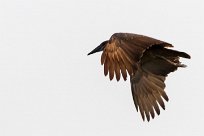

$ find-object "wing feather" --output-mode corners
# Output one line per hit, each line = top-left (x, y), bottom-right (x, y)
(108, 53), (115, 80)
(118, 48), (134, 75)
(104, 56), (110, 76)
(101, 52), (107, 65)
(114, 53), (121, 81)
(146, 95), (155, 118)
(117, 54), (127, 80)
(131, 68), (168, 121)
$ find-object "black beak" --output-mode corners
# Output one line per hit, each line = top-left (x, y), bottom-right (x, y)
(87, 41), (108, 55)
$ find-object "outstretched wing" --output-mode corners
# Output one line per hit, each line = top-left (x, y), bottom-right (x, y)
(130, 47), (190, 121)
(101, 33), (172, 81)
(131, 69), (168, 122)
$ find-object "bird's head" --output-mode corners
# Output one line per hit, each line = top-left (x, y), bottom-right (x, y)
(87, 41), (108, 55)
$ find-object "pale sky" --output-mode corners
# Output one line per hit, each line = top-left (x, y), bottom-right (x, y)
(0, 0), (203, 136)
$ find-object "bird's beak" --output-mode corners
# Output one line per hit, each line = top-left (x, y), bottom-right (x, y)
(87, 41), (107, 55)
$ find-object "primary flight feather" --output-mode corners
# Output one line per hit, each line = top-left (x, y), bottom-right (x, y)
(88, 33), (190, 121)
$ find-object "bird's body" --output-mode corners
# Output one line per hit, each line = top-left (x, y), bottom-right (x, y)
(88, 33), (190, 121)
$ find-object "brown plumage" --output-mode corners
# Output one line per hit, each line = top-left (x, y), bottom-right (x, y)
(88, 33), (190, 121)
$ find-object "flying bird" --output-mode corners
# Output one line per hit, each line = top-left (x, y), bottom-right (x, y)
(88, 33), (190, 121)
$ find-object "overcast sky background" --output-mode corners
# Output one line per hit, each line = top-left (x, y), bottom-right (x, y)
(0, 0), (203, 136)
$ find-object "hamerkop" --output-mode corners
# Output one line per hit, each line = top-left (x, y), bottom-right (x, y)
(88, 33), (190, 121)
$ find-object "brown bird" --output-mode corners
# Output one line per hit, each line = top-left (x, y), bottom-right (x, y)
(88, 33), (190, 121)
